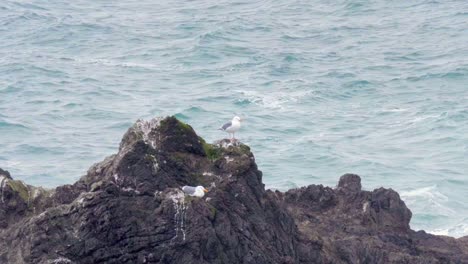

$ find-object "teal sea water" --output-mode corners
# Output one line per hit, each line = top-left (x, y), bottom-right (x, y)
(1, 0), (467, 237)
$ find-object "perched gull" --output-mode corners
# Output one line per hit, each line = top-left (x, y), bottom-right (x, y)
(182, 186), (208, 197)
(219, 116), (243, 142)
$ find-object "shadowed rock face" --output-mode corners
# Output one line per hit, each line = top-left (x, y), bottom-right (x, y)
(0, 116), (467, 264)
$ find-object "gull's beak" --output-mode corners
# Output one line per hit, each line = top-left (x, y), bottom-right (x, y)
(203, 188), (209, 193)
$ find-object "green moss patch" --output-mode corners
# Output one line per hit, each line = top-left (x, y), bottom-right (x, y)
(239, 144), (251, 154)
(7, 180), (30, 202)
(160, 116), (195, 134)
(198, 136), (222, 161)
(177, 119), (193, 132)
(202, 142), (222, 161)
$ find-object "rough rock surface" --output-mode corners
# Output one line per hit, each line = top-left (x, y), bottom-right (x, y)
(0, 116), (467, 264)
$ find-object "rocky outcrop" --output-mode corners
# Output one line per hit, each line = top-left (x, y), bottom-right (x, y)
(0, 116), (467, 263)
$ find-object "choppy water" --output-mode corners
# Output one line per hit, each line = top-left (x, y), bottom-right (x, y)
(1, 0), (467, 237)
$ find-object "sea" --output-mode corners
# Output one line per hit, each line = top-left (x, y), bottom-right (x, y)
(0, 0), (467, 237)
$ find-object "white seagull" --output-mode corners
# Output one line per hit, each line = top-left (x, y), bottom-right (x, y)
(219, 116), (243, 142)
(182, 186), (208, 197)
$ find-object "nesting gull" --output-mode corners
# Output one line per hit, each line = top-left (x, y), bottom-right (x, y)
(219, 116), (243, 142)
(182, 186), (208, 197)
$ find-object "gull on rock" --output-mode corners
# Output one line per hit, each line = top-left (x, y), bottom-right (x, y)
(219, 116), (243, 142)
(182, 186), (208, 197)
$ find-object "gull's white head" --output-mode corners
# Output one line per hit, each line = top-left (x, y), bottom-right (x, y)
(194, 186), (209, 197)
(232, 116), (242, 122)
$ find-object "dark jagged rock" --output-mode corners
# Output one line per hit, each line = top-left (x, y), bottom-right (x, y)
(0, 116), (467, 264)
(0, 168), (11, 180)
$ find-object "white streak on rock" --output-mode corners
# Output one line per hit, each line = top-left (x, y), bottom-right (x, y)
(136, 118), (161, 149)
(0, 176), (8, 203)
(363, 202), (369, 213)
(224, 156), (234, 163)
(168, 190), (188, 242)
(153, 162), (159, 172)
(48, 257), (72, 263)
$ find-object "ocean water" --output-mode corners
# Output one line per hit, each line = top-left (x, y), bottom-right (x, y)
(1, 0), (467, 237)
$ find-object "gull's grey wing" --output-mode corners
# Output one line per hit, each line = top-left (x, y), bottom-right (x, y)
(182, 186), (197, 194)
(220, 121), (232, 131)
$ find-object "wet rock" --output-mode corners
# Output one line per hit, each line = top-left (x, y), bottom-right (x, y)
(0, 116), (467, 263)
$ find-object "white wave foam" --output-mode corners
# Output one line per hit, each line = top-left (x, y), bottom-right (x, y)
(89, 59), (159, 69)
(4, 160), (21, 167)
(237, 89), (310, 110)
(427, 221), (468, 238)
(400, 185), (448, 201)
(238, 90), (290, 109)
(383, 108), (408, 112)
(405, 114), (440, 125)
(401, 186), (468, 237)
(400, 185), (455, 216)
(72, 58), (165, 70)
